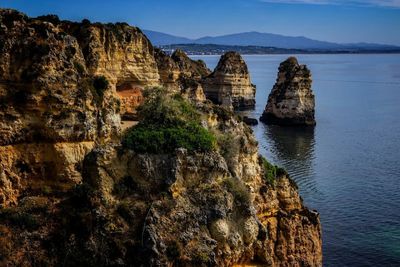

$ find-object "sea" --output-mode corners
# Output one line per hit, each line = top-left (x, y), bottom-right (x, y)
(191, 54), (400, 267)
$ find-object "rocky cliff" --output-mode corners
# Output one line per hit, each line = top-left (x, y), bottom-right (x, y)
(155, 48), (209, 102)
(0, 9), (321, 267)
(203, 52), (256, 110)
(260, 57), (316, 126)
(16, 101), (319, 267)
(0, 9), (123, 206)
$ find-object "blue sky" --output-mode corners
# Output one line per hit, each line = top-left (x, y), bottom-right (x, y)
(2, 0), (400, 45)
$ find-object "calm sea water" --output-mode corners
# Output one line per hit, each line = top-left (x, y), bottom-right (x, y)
(191, 54), (400, 267)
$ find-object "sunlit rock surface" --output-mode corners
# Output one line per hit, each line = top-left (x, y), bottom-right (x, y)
(260, 57), (316, 126)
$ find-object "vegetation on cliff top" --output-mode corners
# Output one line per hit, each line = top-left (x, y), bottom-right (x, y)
(261, 156), (287, 186)
(122, 88), (216, 153)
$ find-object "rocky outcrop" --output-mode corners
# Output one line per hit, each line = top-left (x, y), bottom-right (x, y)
(61, 21), (160, 87)
(0, 142), (94, 206)
(171, 49), (211, 80)
(24, 103), (319, 267)
(62, 17), (160, 118)
(0, 9), (121, 145)
(0, 9), (122, 205)
(260, 57), (316, 126)
(155, 48), (209, 102)
(0, 9), (321, 267)
(154, 48), (181, 90)
(203, 52), (256, 110)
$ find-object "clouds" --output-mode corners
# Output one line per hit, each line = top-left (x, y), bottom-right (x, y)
(259, 0), (400, 8)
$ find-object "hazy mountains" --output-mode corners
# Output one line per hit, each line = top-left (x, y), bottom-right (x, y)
(144, 30), (400, 51)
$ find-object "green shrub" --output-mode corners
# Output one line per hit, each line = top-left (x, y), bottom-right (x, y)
(137, 88), (199, 127)
(42, 185), (52, 195)
(74, 61), (85, 74)
(217, 133), (239, 161)
(123, 122), (215, 153)
(192, 250), (210, 265)
(122, 88), (216, 153)
(261, 156), (287, 186)
(224, 177), (251, 207)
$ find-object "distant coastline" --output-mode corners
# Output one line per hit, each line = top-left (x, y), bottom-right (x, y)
(159, 44), (400, 55)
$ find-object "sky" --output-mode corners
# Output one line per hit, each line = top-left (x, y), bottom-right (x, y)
(2, 0), (400, 45)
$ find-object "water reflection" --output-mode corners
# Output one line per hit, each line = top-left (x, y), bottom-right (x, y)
(264, 125), (318, 196)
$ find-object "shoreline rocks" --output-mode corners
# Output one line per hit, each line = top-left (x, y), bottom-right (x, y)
(260, 57), (316, 126)
(242, 116), (259, 126)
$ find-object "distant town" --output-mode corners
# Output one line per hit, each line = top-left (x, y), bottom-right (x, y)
(159, 44), (400, 55)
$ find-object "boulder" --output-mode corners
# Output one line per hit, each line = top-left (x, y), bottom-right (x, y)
(242, 116), (259, 126)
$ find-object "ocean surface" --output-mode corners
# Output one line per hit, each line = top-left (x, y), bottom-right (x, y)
(191, 54), (400, 267)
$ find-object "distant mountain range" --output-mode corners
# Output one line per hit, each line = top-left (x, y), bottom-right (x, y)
(144, 30), (400, 52)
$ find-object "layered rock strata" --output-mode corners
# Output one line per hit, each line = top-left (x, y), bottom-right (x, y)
(44, 103), (321, 266)
(260, 57), (316, 126)
(0, 9), (123, 205)
(0, 9), (322, 267)
(155, 48), (210, 102)
(203, 52), (256, 110)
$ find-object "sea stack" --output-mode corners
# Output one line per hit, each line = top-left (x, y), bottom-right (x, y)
(203, 51), (256, 109)
(260, 57), (316, 126)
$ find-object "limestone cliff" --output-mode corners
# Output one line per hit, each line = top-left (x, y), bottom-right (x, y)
(0, 9), (121, 205)
(39, 103), (321, 267)
(0, 9), (321, 267)
(260, 57), (316, 126)
(155, 48), (209, 101)
(62, 16), (160, 118)
(203, 52), (256, 110)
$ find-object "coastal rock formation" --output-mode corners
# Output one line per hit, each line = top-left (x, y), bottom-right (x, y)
(155, 48), (209, 101)
(44, 103), (321, 267)
(154, 48), (181, 90)
(260, 57), (316, 126)
(62, 17), (160, 118)
(203, 52), (256, 109)
(171, 49), (211, 80)
(0, 9), (322, 267)
(61, 20), (160, 87)
(0, 10), (121, 145)
(0, 9), (121, 205)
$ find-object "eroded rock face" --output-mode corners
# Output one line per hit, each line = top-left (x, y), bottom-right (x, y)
(0, 9), (321, 267)
(62, 17), (160, 118)
(37, 103), (321, 267)
(61, 21), (160, 87)
(0, 142), (94, 206)
(260, 57), (316, 126)
(0, 9), (121, 145)
(0, 9), (122, 205)
(203, 52), (256, 110)
(171, 49), (211, 80)
(154, 48), (181, 90)
(155, 48), (210, 102)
